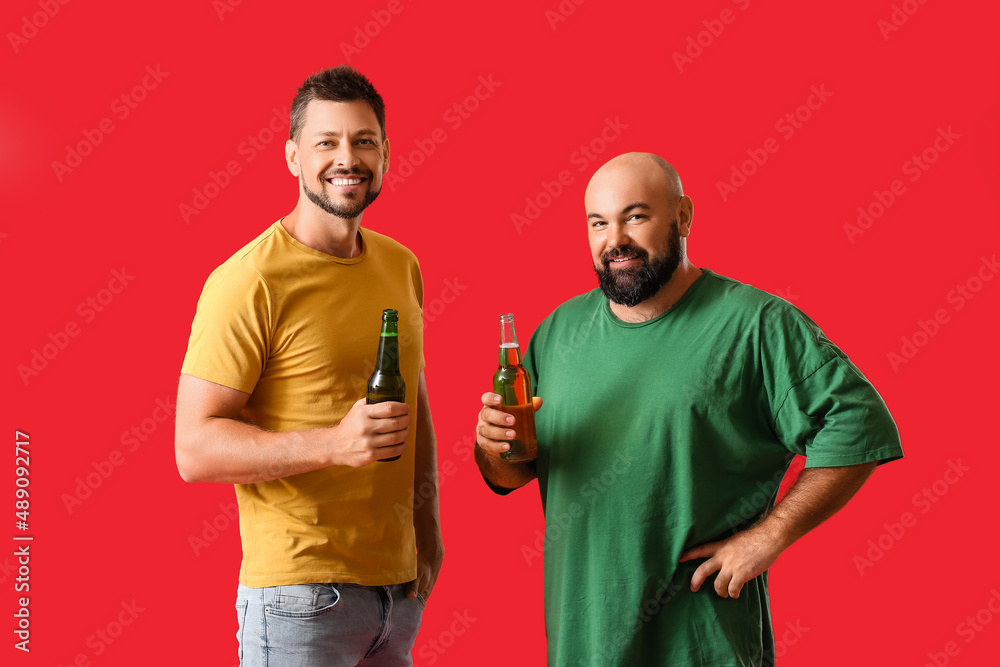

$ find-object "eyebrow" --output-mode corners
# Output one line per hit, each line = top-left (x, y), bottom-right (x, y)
(311, 128), (380, 138)
(587, 202), (651, 220)
(622, 202), (650, 214)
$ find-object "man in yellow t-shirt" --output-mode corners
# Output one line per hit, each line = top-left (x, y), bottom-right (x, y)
(175, 65), (442, 667)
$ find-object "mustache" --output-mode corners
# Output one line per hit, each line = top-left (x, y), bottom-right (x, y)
(602, 245), (649, 265)
(323, 168), (367, 178)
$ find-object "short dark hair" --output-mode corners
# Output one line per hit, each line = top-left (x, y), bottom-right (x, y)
(289, 65), (386, 142)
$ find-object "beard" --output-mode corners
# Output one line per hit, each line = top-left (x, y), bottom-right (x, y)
(302, 170), (381, 219)
(594, 221), (682, 308)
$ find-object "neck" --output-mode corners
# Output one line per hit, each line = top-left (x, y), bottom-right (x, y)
(281, 200), (362, 258)
(608, 260), (702, 323)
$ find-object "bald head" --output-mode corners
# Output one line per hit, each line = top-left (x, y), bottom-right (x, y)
(587, 152), (684, 204)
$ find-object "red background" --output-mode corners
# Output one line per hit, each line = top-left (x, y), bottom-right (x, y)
(4, 0), (998, 665)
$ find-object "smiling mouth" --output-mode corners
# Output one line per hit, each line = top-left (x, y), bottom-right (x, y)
(328, 177), (363, 186)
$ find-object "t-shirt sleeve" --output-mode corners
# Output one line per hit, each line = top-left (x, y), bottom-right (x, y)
(180, 262), (273, 394)
(410, 254), (426, 372)
(763, 302), (903, 468)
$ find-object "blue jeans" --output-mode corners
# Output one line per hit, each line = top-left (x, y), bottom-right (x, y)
(236, 582), (425, 666)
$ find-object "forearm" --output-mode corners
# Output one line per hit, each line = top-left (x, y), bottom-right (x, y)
(176, 417), (331, 484)
(413, 374), (443, 559)
(757, 461), (878, 548)
(474, 442), (537, 491)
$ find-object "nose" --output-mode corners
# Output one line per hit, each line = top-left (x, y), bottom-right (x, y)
(606, 221), (629, 249)
(334, 142), (359, 169)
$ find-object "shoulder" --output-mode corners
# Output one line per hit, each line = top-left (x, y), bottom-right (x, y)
(361, 227), (420, 266)
(697, 270), (788, 312)
(696, 270), (817, 327)
(199, 226), (279, 301)
(696, 270), (837, 353)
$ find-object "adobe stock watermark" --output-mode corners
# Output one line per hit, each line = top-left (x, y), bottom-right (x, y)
(0, 555), (17, 585)
(887, 254), (996, 372)
(773, 286), (801, 303)
(394, 435), (476, 525)
(189, 502), (239, 556)
(921, 587), (1000, 667)
(424, 277), (468, 326)
(853, 458), (970, 576)
(17, 267), (136, 386)
(61, 395), (176, 514)
(213, 0), (243, 20)
(716, 84), (833, 202)
(544, 0), (588, 31)
(339, 0), (413, 62)
(179, 105), (289, 224)
(348, 277), (469, 398)
(56, 599), (145, 666)
(383, 75), (502, 194)
(582, 577), (684, 666)
(843, 126), (960, 243)
(7, 0), (71, 54)
(767, 619), (810, 661)
(416, 609), (477, 665)
(51, 66), (170, 183)
(877, 0), (931, 41)
(677, 325), (745, 403)
(511, 116), (630, 234)
(672, 0), (753, 73)
(521, 450), (636, 566)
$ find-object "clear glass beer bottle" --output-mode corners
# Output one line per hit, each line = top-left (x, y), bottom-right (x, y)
(493, 313), (538, 462)
(367, 308), (405, 462)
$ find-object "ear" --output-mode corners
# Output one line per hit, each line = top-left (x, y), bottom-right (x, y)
(381, 135), (390, 175)
(677, 195), (694, 236)
(284, 139), (300, 177)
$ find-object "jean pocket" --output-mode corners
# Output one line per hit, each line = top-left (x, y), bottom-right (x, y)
(415, 591), (427, 608)
(235, 599), (249, 661)
(266, 584), (341, 619)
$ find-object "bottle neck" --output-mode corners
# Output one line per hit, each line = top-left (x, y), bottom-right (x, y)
(376, 319), (400, 373)
(498, 316), (522, 367)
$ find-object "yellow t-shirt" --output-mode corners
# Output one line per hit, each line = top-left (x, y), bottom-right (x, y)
(181, 221), (424, 587)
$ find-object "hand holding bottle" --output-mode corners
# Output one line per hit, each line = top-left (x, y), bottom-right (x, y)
(487, 313), (539, 463)
(328, 398), (410, 467)
(476, 393), (543, 462)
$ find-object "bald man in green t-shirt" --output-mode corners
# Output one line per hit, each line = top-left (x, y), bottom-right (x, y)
(475, 152), (902, 667)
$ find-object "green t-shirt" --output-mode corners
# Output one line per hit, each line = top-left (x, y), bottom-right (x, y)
(517, 270), (902, 667)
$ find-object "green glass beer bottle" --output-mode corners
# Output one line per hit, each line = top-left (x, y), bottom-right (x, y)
(367, 308), (406, 462)
(493, 313), (538, 462)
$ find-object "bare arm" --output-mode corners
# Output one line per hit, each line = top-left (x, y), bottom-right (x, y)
(174, 373), (410, 484)
(680, 461), (877, 598)
(406, 372), (444, 601)
(474, 392), (540, 491)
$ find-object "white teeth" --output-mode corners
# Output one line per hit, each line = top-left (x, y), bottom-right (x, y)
(330, 178), (362, 186)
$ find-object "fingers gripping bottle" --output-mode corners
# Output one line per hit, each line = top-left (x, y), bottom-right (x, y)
(492, 313), (538, 462)
(367, 309), (405, 462)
